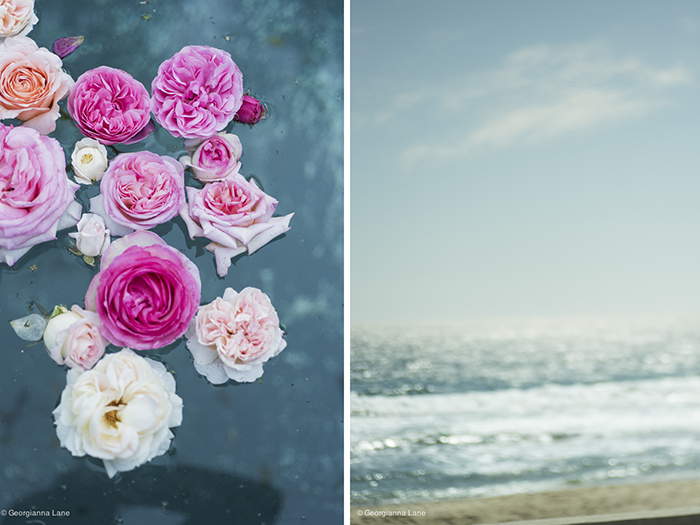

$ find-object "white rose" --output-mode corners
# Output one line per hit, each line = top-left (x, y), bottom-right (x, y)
(71, 138), (108, 184)
(44, 305), (106, 370)
(68, 213), (111, 257)
(53, 349), (183, 478)
(0, 0), (38, 40)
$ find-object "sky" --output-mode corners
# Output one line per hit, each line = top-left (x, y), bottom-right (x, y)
(351, 0), (700, 324)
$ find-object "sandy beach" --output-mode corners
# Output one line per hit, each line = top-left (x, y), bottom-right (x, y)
(351, 479), (700, 524)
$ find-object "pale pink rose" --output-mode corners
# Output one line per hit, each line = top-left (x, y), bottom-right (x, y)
(186, 287), (286, 384)
(0, 36), (74, 134)
(151, 45), (244, 138)
(69, 213), (111, 257)
(90, 151), (185, 237)
(0, 0), (38, 40)
(179, 132), (242, 182)
(0, 124), (81, 266)
(180, 174), (293, 277)
(44, 305), (107, 371)
(85, 231), (201, 350)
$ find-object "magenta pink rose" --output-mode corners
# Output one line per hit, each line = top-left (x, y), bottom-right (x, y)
(179, 132), (242, 182)
(180, 174), (293, 277)
(234, 95), (265, 125)
(151, 45), (244, 138)
(0, 124), (81, 266)
(0, 36), (74, 134)
(90, 151), (185, 236)
(186, 287), (286, 383)
(68, 66), (154, 145)
(85, 231), (201, 350)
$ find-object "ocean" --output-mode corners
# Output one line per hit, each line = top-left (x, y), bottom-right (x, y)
(350, 314), (700, 505)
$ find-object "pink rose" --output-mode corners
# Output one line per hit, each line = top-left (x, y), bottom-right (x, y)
(180, 174), (293, 277)
(90, 151), (185, 236)
(68, 66), (154, 145)
(0, 0), (38, 40)
(44, 305), (106, 371)
(234, 95), (265, 125)
(179, 132), (242, 182)
(186, 287), (286, 383)
(151, 45), (244, 138)
(0, 36), (74, 134)
(85, 231), (201, 350)
(0, 124), (81, 266)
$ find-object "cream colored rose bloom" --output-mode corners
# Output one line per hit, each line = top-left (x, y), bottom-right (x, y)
(53, 349), (183, 478)
(71, 138), (109, 184)
(0, 0), (38, 40)
(44, 305), (106, 370)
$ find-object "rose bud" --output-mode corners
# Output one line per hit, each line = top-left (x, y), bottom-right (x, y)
(69, 214), (111, 257)
(234, 95), (265, 125)
(71, 138), (108, 184)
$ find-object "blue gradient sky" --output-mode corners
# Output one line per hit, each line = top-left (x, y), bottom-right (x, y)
(351, 0), (700, 323)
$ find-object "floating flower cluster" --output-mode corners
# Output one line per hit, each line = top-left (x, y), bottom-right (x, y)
(5, 6), (289, 479)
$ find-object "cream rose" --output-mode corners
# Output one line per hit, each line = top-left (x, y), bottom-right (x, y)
(53, 349), (183, 478)
(44, 305), (106, 370)
(186, 287), (286, 383)
(0, 36), (74, 134)
(0, 0), (38, 41)
(71, 138), (108, 184)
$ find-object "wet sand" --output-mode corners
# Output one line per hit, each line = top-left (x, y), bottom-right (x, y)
(351, 479), (700, 524)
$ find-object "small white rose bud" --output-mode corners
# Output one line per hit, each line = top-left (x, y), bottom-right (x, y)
(69, 213), (111, 257)
(71, 138), (108, 184)
(43, 308), (81, 355)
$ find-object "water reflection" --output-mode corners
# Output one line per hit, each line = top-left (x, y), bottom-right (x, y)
(1, 465), (281, 525)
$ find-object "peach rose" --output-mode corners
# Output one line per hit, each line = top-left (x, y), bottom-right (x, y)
(0, 36), (74, 134)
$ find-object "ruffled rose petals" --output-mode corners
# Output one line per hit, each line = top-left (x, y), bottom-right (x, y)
(85, 231), (201, 350)
(52, 35), (83, 59)
(179, 132), (243, 183)
(186, 287), (287, 384)
(53, 349), (183, 478)
(179, 174), (293, 277)
(0, 0), (38, 41)
(0, 124), (81, 267)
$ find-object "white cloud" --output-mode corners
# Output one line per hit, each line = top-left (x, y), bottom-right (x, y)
(392, 43), (689, 167)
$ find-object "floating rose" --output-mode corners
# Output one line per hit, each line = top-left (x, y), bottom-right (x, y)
(0, 0), (38, 41)
(85, 231), (201, 350)
(68, 66), (154, 145)
(53, 349), (183, 478)
(89, 151), (186, 237)
(69, 213), (111, 258)
(151, 45), (244, 138)
(0, 36), (74, 134)
(0, 124), (81, 266)
(71, 137), (108, 184)
(186, 287), (286, 383)
(179, 132), (242, 182)
(180, 174), (293, 277)
(44, 305), (106, 371)
(234, 95), (265, 125)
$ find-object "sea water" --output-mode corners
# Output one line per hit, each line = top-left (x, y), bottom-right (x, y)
(350, 314), (700, 505)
